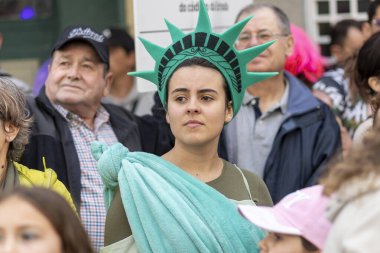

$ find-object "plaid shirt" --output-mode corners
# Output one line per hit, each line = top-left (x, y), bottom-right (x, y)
(54, 104), (118, 252)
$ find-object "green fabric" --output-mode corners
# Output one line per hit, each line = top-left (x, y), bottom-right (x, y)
(92, 141), (264, 253)
(129, 0), (277, 116)
(103, 159), (273, 246)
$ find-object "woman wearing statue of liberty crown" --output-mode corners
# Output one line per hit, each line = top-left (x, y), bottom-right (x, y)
(92, 0), (277, 252)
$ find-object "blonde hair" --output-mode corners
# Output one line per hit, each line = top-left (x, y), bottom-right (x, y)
(0, 77), (32, 161)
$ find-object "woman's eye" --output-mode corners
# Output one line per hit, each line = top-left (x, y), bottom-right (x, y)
(20, 231), (39, 241)
(202, 96), (213, 102)
(175, 96), (187, 103)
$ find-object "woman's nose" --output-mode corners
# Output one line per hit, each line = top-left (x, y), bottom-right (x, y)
(186, 97), (200, 113)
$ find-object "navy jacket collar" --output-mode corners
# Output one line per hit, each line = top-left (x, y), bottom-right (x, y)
(284, 72), (320, 117)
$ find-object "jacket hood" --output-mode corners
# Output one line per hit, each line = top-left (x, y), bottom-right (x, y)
(326, 174), (380, 222)
(14, 161), (58, 187)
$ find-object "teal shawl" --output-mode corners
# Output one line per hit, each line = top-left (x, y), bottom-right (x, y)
(92, 142), (264, 253)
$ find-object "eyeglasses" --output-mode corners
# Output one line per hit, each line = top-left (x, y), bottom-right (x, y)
(372, 18), (380, 27)
(236, 31), (288, 47)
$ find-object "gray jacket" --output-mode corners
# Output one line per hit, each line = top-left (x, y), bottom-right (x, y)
(324, 175), (380, 252)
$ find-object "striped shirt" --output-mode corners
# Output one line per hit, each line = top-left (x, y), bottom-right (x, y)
(54, 104), (118, 252)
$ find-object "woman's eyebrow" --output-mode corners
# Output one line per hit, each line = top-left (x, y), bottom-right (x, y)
(198, 89), (218, 94)
(171, 88), (189, 94)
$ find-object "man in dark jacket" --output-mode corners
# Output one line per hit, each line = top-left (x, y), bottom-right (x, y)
(20, 25), (170, 251)
(221, 4), (341, 203)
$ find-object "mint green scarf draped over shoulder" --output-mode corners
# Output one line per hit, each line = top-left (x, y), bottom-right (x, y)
(92, 142), (264, 253)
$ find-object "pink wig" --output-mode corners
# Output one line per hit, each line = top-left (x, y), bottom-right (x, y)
(285, 24), (325, 84)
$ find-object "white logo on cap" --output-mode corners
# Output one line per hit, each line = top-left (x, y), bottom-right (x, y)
(282, 191), (310, 209)
(68, 28), (104, 43)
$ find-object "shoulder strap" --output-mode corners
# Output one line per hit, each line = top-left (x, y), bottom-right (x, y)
(233, 164), (253, 201)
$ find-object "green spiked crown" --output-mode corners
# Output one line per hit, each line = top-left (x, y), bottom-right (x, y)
(129, 0), (277, 116)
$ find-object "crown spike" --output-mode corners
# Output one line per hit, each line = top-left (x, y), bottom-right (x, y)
(165, 19), (185, 42)
(128, 70), (157, 85)
(221, 15), (253, 45)
(239, 40), (276, 65)
(242, 72), (278, 89)
(195, 0), (212, 33)
(139, 37), (165, 62)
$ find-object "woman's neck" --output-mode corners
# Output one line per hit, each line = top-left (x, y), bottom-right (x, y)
(162, 141), (223, 182)
(0, 155), (8, 183)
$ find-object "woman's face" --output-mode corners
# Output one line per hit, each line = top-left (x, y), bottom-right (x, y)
(166, 65), (233, 148)
(0, 196), (62, 253)
(259, 232), (317, 253)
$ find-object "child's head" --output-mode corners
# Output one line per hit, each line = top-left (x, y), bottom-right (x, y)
(0, 187), (93, 253)
(238, 185), (330, 253)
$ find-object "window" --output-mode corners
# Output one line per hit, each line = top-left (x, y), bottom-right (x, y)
(305, 0), (369, 57)
(317, 1), (329, 14)
(318, 22), (331, 36)
(337, 1), (350, 14)
(358, 0), (369, 13)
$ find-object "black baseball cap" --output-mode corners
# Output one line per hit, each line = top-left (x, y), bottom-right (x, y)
(51, 25), (109, 68)
(102, 27), (135, 53)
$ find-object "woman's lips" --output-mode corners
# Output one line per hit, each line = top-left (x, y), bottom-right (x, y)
(184, 120), (204, 128)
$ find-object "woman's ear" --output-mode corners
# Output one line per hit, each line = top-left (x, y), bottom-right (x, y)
(3, 123), (20, 143)
(368, 76), (380, 93)
(224, 101), (233, 124)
